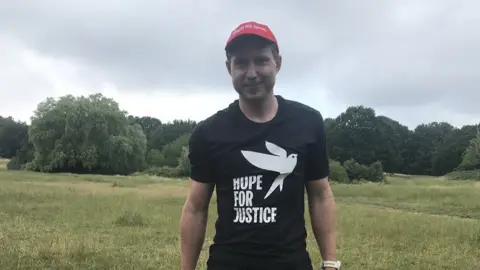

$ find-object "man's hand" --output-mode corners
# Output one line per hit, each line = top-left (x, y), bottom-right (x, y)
(180, 180), (214, 270)
(306, 177), (337, 264)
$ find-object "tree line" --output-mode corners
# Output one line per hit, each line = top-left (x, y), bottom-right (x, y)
(0, 93), (479, 181)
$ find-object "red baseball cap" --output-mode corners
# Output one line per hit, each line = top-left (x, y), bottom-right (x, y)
(225, 21), (278, 52)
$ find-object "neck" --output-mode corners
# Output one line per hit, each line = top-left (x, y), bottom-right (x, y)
(238, 93), (278, 123)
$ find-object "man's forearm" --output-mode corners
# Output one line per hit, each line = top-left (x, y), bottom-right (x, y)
(309, 195), (337, 261)
(180, 207), (209, 270)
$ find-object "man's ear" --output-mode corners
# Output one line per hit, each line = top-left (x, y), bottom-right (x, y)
(225, 60), (232, 75)
(276, 55), (282, 73)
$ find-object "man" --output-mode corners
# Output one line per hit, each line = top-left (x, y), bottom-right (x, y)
(180, 21), (341, 270)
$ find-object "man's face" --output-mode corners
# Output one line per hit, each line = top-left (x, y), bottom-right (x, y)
(226, 39), (281, 102)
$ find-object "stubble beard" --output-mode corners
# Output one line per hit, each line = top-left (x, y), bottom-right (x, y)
(237, 84), (273, 104)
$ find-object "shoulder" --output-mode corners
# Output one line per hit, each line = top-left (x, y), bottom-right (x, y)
(190, 100), (238, 142)
(278, 96), (327, 140)
(279, 96), (325, 122)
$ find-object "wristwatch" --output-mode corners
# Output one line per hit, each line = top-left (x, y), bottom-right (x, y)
(321, 260), (342, 269)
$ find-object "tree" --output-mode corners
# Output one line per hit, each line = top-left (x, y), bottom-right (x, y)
(326, 106), (409, 173)
(328, 159), (349, 183)
(128, 116), (162, 143)
(146, 149), (165, 167)
(326, 106), (378, 165)
(456, 129), (480, 171)
(6, 130), (34, 170)
(402, 122), (454, 175)
(0, 116), (29, 158)
(374, 116), (410, 173)
(148, 119), (196, 151)
(176, 146), (191, 177)
(161, 133), (191, 167)
(431, 125), (478, 175)
(3, 93), (478, 179)
(23, 93), (147, 175)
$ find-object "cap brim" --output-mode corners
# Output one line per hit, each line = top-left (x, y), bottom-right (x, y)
(225, 34), (276, 52)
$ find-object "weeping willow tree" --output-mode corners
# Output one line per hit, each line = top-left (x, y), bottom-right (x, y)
(25, 93), (147, 175)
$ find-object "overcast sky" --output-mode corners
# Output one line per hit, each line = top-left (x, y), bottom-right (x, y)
(0, 0), (478, 129)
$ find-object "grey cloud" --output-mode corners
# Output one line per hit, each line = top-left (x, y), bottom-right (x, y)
(314, 1), (480, 115)
(0, 39), (56, 121)
(0, 0), (479, 117)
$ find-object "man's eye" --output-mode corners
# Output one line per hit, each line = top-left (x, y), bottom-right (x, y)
(256, 58), (269, 64)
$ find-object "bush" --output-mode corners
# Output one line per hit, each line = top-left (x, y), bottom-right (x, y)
(456, 130), (480, 171)
(176, 146), (191, 178)
(446, 170), (480, 181)
(343, 159), (368, 181)
(368, 161), (386, 182)
(343, 159), (385, 182)
(7, 140), (34, 171)
(146, 149), (164, 166)
(144, 166), (179, 178)
(6, 157), (22, 170)
(328, 159), (349, 183)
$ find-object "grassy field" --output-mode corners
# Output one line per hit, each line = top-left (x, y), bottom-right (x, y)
(0, 160), (479, 269)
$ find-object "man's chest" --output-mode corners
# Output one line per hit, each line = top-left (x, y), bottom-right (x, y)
(212, 127), (310, 174)
(207, 123), (315, 205)
(211, 142), (305, 225)
(202, 112), (319, 227)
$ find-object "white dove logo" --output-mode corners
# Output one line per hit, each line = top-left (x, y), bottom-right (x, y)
(241, 141), (298, 199)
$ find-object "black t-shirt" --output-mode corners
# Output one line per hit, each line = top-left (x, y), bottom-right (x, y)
(188, 95), (330, 269)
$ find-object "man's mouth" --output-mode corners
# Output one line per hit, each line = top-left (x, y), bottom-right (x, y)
(244, 82), (262, 87)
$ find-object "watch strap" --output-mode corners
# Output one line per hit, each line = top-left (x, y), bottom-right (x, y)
(321, 260), (341, 269)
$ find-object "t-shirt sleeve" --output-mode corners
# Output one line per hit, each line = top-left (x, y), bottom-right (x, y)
(188, 121), (215, 184)
(305, 111), (330, 182)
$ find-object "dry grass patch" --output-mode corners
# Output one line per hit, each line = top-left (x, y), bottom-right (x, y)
(22, 180), (190, 198)
(0, 158), (8, 170)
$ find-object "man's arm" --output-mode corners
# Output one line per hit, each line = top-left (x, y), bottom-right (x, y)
(180, 121), (215, 270)
(180, 180), (214, 270)
(304, 111), (338, 269)
(306, 178), (337, 265)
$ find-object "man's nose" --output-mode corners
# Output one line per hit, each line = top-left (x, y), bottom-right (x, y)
(246, 64), (258, 80)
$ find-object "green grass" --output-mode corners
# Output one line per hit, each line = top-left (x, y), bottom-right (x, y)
(0, 170), (479, 269)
